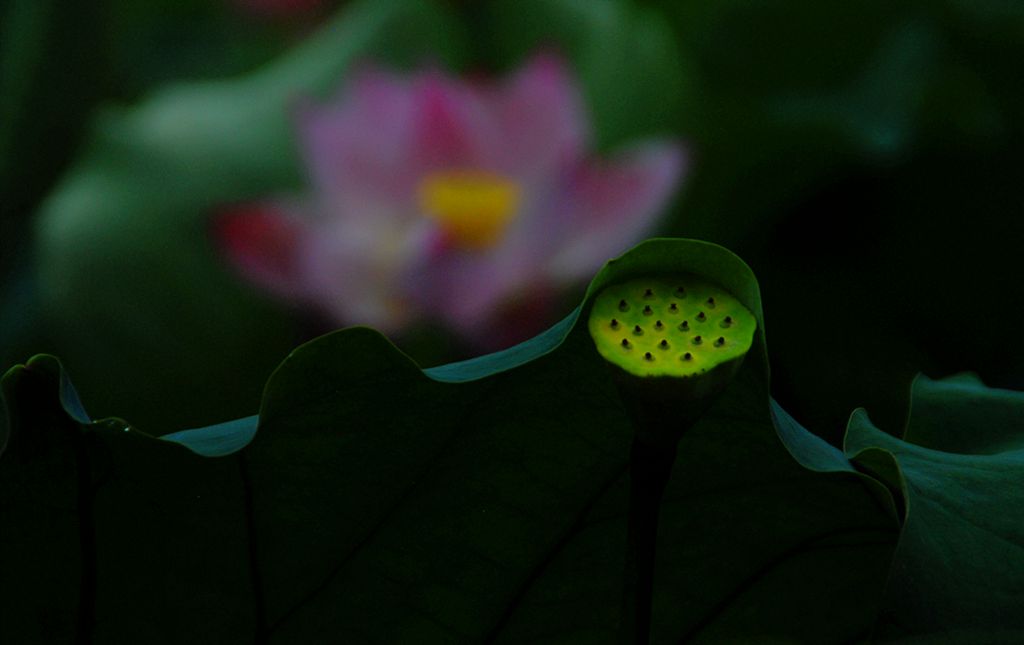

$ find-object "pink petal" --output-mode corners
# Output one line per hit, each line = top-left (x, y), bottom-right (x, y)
(294, 67), (419, 212)
(299, 214), (434, 334)
(414, 142), (684, 335)
(403, 191), (564, 335)
(295, 67), (497, 216)
(487, 52), (589, 181)
(403, 254), (510, 334)
(410, 72), (494, 171)
(213, 203), (309, 299)
(402, 244), (562, 349)
(547, 142), (688, 280)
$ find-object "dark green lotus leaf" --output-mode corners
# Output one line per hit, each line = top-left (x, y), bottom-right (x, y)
(0, 355), (258, 642)
(844, 373), (1024, 642)
(3, 239), (898, 642)
(0, 355), (83, 641)
(497, 364), (898, 644)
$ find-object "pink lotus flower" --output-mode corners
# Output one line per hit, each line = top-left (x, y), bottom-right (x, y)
(216, 53), (686, 348)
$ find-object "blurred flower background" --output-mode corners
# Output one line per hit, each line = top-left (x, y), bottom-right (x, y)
(215, 53), (683, 346)
(2, 0), (1023, 439)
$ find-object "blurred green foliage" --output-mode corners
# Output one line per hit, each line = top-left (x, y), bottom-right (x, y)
(1, 0), (105, 271)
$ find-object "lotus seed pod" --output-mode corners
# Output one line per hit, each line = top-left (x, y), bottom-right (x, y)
(587, 275), (757, 405)
(592, 274), (758, 643)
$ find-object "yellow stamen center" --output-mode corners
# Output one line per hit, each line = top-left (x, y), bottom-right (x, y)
(418, 170), (521, 249)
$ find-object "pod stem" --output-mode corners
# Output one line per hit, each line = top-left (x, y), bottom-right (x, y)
(621, 434), (677, 644)
(588, 275), (756, 642)
(619, 400), (706, 644)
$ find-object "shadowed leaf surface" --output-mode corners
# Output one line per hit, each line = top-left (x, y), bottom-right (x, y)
(845, 374), (1024, 641)
(3, 239), (909, 642)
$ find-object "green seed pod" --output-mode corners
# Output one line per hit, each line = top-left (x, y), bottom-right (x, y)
(587, 274), (756, 407)
(589, 273), (758, 643)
